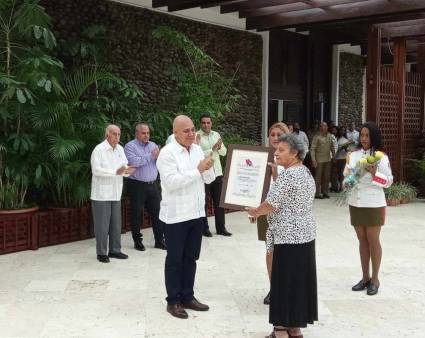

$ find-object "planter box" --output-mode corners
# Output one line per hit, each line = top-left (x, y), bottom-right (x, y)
(0, 207), (39, 255)
(400, 197), (410, 204)
(38, 206), (93, 247)
(1, 197), (237, 255)
(386, 199), (400, 207)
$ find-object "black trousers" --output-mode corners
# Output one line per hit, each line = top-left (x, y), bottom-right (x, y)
(164, 218), (203, 305)
(127, 178), (163, 243)
(203, 175), (225, 232)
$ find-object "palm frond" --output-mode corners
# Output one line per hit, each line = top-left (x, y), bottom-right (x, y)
(63, 66), (119, 102)
(46, 134), (85, 161)
(29, 102), (69, 128)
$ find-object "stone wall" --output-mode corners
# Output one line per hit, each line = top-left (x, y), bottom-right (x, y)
(41, 0), (263, 141)
(338, 52), (365, 128)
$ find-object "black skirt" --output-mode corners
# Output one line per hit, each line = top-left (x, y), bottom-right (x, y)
(269, 240), (318, 328)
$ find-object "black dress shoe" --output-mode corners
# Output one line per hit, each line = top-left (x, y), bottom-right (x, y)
(323, 194), (330, 199)
(203, 229), (213, 237)
(352, 279), (371, 291)
(97, 255), (110, 263)
(134, 240), (146, 251)
(166, 304), (188, 319)
(263, 291), (270, 305)
(217, 229), (232, 236)
(181, 298), (209, 311)
(108, 252), (128, 259)
(154, 240), (167, 250)
(367, 282), (379, 295)
(315, 194), (324, 199)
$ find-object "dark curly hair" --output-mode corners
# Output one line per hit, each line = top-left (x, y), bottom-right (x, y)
(359, 122), (382, 152)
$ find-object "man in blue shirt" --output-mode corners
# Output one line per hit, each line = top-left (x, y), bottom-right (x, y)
(125, 123), (165, 251)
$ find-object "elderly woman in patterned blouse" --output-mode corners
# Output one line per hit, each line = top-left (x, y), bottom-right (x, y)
(259, 122), (290, 305)
(247, 133), (318, 338)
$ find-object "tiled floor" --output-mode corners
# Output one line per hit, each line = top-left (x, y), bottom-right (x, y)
(1, 197), (424, 338)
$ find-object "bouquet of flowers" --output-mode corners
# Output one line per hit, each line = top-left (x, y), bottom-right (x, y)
(337, 150), (385, 206)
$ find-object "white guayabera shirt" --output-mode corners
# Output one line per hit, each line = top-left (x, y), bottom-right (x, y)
(90, 139), (128, 201)
(157, 141), (215, 224)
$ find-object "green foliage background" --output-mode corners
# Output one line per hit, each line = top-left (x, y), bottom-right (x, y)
(338, 52), (364, 127)
(0, 1), (254, 209)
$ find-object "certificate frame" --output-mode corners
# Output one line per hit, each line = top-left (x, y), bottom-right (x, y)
(219, 144), (274, 211)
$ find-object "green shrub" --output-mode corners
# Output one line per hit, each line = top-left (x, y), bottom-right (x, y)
(406, 154), (425, 197)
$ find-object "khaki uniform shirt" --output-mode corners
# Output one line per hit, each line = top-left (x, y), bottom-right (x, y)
(310, 133), (334, 163)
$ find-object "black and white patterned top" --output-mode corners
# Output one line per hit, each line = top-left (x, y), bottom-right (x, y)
(266, 165), (316, 252)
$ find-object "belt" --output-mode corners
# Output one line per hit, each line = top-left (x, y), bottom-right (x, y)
(141, 181), (156, 185)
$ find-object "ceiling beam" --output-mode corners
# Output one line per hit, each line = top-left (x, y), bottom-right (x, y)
(152, 0), (190, 8)
(201, 0), (243, 9)
(377, 18), (425, 29)
(221, 0), (302, 14)
(382, 24), (425, 39)
(240, 2), (312, 18)
(294, 12), (425, 33)
(167, 0), (232, 12)
(239, 0), (369, 19)
(246, 0), (425, 30)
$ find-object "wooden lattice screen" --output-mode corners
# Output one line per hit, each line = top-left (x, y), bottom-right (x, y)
(379, 66), (423, 180)
(379, 66), (400, 178)
(404, 72), (423, 160)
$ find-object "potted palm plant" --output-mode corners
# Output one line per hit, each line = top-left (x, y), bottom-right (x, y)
(33, 23), (144, 246)
(398, 182), (417, 204)
(0, 0), (63, 253)
(385, 184), (402, 207)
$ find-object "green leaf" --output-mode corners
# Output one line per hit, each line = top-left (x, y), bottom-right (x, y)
(13, 137), (20, 151)
(16, 89), (26, 103)
(33, 25), (42, 39)
(35, 165), (42, 180)
(21, 139), (29, 152)
(23, 88), (35, 105)
(44, 79), (52, 92)
(37, 78), (47, 87)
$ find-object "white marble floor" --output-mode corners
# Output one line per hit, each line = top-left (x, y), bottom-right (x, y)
(1, 197), (425, 338)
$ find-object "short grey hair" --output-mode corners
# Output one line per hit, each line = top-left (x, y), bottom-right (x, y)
(105, 124), (120, 138)
(135, 123), (149, 132)
(278, 133), (307, 160)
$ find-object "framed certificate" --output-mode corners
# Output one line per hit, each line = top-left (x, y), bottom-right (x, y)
(219, 144), (274, 210)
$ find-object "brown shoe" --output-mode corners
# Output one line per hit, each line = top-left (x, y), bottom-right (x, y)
(181, 298), (209, 311)
(166, 304), (188, 319)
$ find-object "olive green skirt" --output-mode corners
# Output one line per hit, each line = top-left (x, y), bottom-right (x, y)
(349, 206), (386, 227)
(257, 215), (268, 241)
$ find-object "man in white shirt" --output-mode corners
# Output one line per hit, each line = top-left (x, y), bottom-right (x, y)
(157, 115), (215, 319)
(90, 124), (135, 263)
(347, 122), (360, 152)
(197, 114), (231, 237)
(292, 122), (309, 154)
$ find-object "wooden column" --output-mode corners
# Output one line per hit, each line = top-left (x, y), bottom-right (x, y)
(417, 42), (425, 134)
(306, 33), (314, 130)
(394, 38), (406, 181)
(366, 26), (381, 123)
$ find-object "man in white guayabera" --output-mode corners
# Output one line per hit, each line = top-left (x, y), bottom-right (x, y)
(157, 115), (215, 319)
(90, 124), (135, 263)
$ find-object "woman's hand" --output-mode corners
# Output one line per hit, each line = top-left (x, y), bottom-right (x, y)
(366, 164), (377, 176)
(245, 207), (257, 217)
